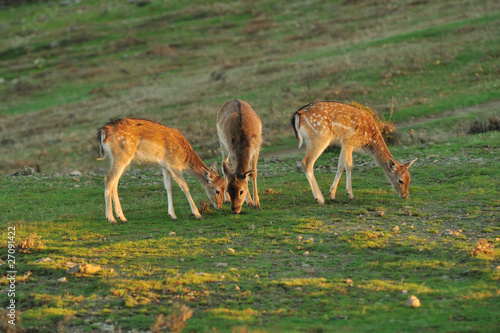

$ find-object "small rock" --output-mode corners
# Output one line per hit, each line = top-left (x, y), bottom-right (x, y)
(34, 257), (53, 263)
(303, 251), (310, 256)
(57, 277), (67, 283)
(335, 315), (348, 320)
(393, 226), (400, 232)
(214, 262), (228, 268)
(179, 258), (184, 262)
(249, 224), (256, 231)
(69, 170), (82, 177)
(168, 231), (176, 237)
(405, 295), (421, 308)
(68, 263), (101, 275)
(295, 287), (303, 292)
(254, 274), (260, 279)
(346, 278), (354, 286)
(296, 236), (303, 242)
(12, 166), (35, 176)
(227, 248), (235, 254)
(235, 285), (240, 291)
(296, 161), (304, 172)
(67, 264), (81, 274)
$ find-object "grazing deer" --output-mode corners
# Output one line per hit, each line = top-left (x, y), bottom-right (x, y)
(291, 102), (417, 204)
(217, 99), (262, 214)
(96, 118), (224, 223)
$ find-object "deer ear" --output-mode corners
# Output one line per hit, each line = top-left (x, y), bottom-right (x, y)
(222, 161), (233, 177)
(388, 158), (397, 172)
(404, 158), (418, 168)
(210, 165), (218, 174)
(202, 167), (212, 181)
(243, 170), (256, 181)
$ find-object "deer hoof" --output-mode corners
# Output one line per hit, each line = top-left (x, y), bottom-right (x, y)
(108, 219), (118, 225)
(316, 198), (325, 204)
(170, 215), (178, 221)
(195, 214), (204, 220)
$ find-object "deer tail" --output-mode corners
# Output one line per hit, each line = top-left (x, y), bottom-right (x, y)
(96, 128), (107, 161)
(291, 111), (303, 148)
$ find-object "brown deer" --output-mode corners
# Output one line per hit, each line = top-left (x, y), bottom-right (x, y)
(96, 118), (225, 223)
(291, 102), (417, 204)
(217, 99), (262, 214)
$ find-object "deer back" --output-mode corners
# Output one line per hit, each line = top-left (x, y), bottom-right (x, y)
(217, 99), (262, 172)
(293, 102), (381, 150)
(98, 118), (194, 170)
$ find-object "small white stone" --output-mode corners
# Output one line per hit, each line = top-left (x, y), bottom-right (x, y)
(405, 295), (421, 308)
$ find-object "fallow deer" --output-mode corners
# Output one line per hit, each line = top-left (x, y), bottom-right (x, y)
(217, 99), (262, 214)
(96, 118), (225, 223)
(291, 102), (417, 204)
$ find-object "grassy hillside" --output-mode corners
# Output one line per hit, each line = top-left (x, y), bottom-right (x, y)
(1, 0), (499, 174)
(0, 1), (499, 332)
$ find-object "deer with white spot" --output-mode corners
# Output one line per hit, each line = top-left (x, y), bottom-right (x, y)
(97, 118), (225, 223)
(291, 102), (417, 203)
(217, 99), (262, 214)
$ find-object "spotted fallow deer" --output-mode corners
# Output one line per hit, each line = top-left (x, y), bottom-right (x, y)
(217, 99), (262, 214)
(96, 118), (225, 223)
(291, 102), (417, 204)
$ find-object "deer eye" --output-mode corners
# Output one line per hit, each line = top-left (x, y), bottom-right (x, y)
(215, 190), (220, 195)
(239, 190), (244, 196)
(398, 180), (404, 184)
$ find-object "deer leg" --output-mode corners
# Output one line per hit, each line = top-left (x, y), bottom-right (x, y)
(343, 147), (355, 200)
(104, 162), (129, 224)
(328, 159), (345, 200)
(302, 142), (329, 204)
(170, 170), (202, 220)
(328, 155), (345, 201)
(162, 169), (177, 221)
(250, 153), (260, 209)
(220, 144), (231, 203)
(104, 174), (116, 224)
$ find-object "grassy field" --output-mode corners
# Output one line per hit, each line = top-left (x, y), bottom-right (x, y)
(1, 0), (499, 332)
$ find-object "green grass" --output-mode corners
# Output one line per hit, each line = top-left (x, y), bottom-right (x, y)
(1, 132), (499, 332)
(1, 0), (500, 331)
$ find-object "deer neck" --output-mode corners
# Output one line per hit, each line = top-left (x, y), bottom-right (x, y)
(367, 133), (396, 173)
(185, 148), (210, 185)
(234, 146), (252, 175)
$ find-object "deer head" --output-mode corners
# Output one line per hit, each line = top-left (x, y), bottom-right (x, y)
(222, 161), (255, 214)
(387, 158), (418, 199)
(202, 166), (225, 209)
